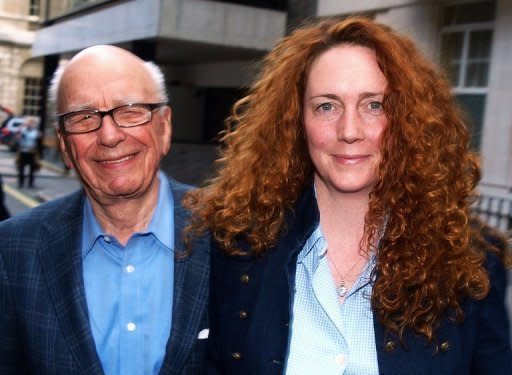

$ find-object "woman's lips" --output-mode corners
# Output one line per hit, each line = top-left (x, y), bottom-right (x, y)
(334, 154), (369, 165)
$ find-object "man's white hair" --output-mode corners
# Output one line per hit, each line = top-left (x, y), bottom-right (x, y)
(48, 56), (169, 128)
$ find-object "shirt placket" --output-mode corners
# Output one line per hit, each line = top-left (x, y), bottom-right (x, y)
(119, 238), (143, 374)
(312, 240), (348, 374)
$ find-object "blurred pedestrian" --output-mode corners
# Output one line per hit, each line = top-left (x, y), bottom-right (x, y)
(0, 45), (209, 374)
(0, 174), (10, 221)
(16, 116), (41, 188)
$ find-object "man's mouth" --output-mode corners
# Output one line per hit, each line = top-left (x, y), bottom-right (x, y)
(100, 154), (135, 165)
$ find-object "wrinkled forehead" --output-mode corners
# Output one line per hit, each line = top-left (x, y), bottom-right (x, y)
(57, 54), (156, 112)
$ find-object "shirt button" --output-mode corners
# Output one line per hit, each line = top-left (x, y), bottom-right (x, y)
(103, 235), (111, 243)
(126, 265), (135, 273)
(384, 340), (396, 352)
(240, 274), (250, 283)
(126, 322), (136, 331)
(231, 352), (241, 360)
(239, 310), (248, 319)
(440, 341), (450, 352)
(335, 354), (346, 366)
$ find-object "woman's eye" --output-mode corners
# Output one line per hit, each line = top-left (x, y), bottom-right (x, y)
(316, 103), (334, 112)
(368, 101), (383, 111)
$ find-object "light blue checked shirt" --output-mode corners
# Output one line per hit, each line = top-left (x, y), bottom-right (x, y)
(285, 224), (379, 375)
(81, 172), (174, 375)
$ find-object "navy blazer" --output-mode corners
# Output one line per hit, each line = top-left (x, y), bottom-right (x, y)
(207, 184), (512, 374)
(0, 176), (209, 374)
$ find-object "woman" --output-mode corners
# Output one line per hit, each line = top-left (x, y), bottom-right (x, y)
(186, 17), (511, 374)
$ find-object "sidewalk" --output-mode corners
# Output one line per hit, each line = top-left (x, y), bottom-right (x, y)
(0, 145), (81, 207)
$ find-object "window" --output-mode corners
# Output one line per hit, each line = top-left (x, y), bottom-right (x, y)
(439, 1), (496, 150)
(23, 77), (43, 116)
(29, 0), (41, 16)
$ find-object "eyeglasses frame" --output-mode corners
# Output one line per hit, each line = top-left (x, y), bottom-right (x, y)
(57, 102), (168, 134)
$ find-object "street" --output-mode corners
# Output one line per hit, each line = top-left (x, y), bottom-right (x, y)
(0, 144), (80, 216)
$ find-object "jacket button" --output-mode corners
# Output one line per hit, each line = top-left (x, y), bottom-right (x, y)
(232, 352), (241, 360)
(239, 310), (248, 319)
(240, 274), (250, 283)
(384, 340), (396, 352)
(440, 341), (450, 352)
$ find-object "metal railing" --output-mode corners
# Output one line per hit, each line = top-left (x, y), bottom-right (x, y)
(473, 195), (512, 231)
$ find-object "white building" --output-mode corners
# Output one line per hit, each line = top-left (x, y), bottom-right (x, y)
(0, 0), (44, 121)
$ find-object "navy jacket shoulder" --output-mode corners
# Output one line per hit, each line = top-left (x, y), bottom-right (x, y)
(207, 184), (512, 374)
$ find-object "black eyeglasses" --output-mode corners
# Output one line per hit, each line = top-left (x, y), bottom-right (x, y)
(57, 102), (168, 134)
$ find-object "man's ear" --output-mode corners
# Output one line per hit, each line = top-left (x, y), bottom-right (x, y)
(162, 106), (172, 156)
(57, 129), (74, 169)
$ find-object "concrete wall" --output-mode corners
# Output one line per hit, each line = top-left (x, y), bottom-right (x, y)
(0, 0), (41, 114)
(480, 0), (512, 194)
(317, 0), (419, 16)
(374, 3), (438, 60)
(33, 0), (161, 56)
(314, 1), (439, 59)
(159, 0), (285, 50)
(33, 0), (286, 56)
(0, 46), (30, 113)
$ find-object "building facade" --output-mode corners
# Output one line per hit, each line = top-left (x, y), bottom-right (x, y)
(0, 0), (44, 122)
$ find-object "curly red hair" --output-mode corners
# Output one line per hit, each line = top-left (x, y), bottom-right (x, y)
(185, 16), (504, 341)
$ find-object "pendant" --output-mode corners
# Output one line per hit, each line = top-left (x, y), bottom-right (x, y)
(337, 282), (348, 297)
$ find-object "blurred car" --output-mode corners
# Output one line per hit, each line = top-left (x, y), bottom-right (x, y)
(0, 116), (38, 152)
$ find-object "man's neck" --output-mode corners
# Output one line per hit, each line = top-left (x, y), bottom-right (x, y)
(87, 180), (161, 245)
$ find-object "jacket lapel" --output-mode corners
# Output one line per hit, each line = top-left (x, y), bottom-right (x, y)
(160, 179), (209, 374)
(37, 192), (104, 375)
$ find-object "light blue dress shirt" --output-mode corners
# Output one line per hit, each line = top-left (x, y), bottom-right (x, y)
(82, 172), (174, 375)
(18, 127), (39, 152)
(285, 224), (379, 375)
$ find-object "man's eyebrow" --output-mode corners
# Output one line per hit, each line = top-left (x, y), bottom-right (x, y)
(61, 98), (147, 113)
(60, 102), (95, 113)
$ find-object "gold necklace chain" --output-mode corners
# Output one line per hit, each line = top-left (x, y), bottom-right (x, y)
(327, 249), (366, 298)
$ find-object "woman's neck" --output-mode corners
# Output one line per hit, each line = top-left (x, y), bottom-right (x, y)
(314, 179), (370, 256)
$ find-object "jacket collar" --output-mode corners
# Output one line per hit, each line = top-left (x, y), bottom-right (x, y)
(37, 176), (209, 375)
(38, 190), (104, 375)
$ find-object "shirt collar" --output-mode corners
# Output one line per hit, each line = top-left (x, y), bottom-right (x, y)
(81, 171), (174, 260)
(297, 224), (326, 264)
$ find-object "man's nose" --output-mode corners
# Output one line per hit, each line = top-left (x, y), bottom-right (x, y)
(96, 114), (127, 146)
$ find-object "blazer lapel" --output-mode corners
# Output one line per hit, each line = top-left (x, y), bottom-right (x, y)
(160, 179), (209, 374)
(38, 192), (104, 375)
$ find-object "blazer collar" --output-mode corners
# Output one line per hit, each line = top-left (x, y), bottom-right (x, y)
(37, 190), (104, 375)
(160, 177), (210, 374)
(36, 178), (209, 375)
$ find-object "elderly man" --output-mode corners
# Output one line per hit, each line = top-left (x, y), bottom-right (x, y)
(0, 45), (209, 374)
